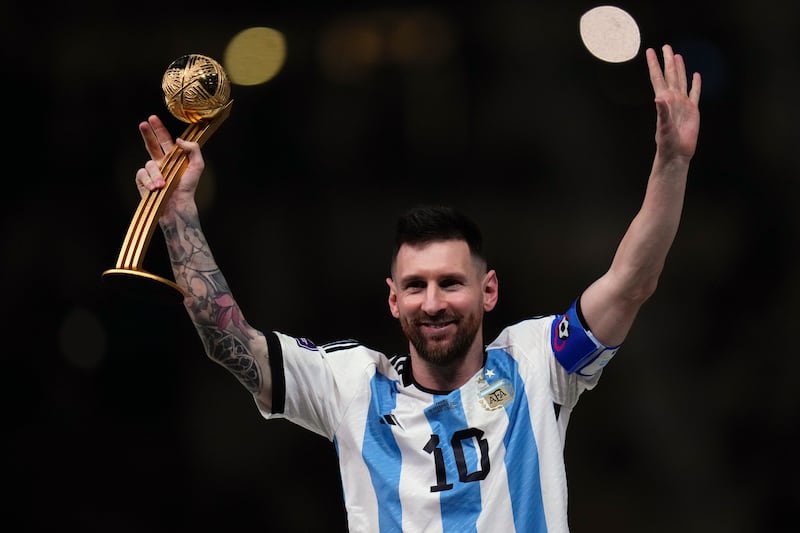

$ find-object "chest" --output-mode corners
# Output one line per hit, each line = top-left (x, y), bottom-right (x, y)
(356, 372), (527, 491)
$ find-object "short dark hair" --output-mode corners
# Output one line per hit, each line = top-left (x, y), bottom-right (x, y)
(390, 205), (486, 273)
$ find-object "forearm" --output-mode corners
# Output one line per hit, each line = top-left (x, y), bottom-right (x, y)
(159, 199), (219, 291)
(609, 152), (690, 300)
(159, 199), (272, 405)
(581, 153), (691, 346)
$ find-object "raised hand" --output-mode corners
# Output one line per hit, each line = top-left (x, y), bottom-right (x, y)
(134, 115), (205, 203)
(646, 44), (702, 162)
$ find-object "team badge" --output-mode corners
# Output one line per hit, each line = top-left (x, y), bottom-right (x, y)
(478, 375), (514, 411)
(551, 314), (570, 353)
(557, 316), (570, 339)
(296, 337), (318, 351)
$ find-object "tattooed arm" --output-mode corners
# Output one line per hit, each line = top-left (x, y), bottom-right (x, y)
(135, 115), (274, 410)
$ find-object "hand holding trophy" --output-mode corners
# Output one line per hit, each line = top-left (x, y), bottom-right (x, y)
(103, 54), (233, 303)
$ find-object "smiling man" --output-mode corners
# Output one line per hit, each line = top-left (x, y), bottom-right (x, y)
(388, 213), (497, 390)
(133, 44), (701, 532)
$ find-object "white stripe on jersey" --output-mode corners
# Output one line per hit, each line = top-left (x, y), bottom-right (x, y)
(393, 386), (444, 532)
(335, 395), (381, 532)
(459, 376), (516, 533)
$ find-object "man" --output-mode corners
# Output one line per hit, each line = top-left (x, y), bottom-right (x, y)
(135, 44), (701, 532)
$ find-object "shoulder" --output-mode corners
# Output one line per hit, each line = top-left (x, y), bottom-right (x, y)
(319, 338), (390, 365)
(275, 332), (402, 380)
(274, 333), (377, 358)
(488, 315), (556, 352)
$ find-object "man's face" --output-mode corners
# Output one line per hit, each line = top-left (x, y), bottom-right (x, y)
(387, 240), (498, 367)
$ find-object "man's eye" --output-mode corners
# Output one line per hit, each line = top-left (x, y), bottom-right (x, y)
(441, 279), (463, 289)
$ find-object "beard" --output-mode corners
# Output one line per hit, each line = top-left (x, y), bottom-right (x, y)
(400, 310), (482, 367)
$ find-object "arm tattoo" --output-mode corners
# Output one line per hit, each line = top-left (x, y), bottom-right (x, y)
(162, 209), (264, 393)
(196, 325), (262, 393)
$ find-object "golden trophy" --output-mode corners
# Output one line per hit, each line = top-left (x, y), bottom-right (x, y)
(103, 54), (233, 303)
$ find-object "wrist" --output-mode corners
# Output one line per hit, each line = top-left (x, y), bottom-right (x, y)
(170, 189), (199, 211)
(653, 150), (692, 174)
(159, 192), (198, 226)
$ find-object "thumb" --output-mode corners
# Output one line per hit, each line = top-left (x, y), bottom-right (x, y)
(176, 137), (205, 169)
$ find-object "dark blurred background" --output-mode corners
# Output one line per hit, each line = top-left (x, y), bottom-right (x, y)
(2, 0), (798, 531)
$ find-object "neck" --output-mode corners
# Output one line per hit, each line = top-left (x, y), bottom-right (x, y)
(409, 337), (485, 392)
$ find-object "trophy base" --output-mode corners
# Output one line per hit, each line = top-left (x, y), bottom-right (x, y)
(102, 268), (185, 305)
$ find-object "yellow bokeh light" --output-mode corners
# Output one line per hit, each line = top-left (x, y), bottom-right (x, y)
(224, 27), (287, 86)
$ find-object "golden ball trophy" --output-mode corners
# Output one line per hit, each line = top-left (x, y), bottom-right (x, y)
(103, 54), (233, 303)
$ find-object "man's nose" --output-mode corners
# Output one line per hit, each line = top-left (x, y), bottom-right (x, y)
(421, 286), (446, 315)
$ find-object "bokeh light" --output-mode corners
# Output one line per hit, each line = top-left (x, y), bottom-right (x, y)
(579, 6), (640, 63)
(224, 27), (287, 86)
(319, 9), (455, 83)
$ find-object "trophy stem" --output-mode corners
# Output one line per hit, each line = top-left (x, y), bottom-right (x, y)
(103, 101), (233, 303)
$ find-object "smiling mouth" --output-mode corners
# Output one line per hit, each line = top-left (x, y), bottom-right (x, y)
(419, 321), (456, 331)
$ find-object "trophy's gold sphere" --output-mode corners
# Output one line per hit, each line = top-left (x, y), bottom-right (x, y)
(162, 54), (231, 123)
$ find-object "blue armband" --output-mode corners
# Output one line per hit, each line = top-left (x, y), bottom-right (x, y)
(550, 299), (620, 376)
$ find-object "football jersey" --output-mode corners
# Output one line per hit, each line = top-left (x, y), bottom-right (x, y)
(256, 306), (617, 533)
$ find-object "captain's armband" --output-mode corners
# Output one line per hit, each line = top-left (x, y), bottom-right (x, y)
(550, 299), (620, 376)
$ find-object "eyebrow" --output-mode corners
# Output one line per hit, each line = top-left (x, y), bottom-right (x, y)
(397, 272), (469, 287)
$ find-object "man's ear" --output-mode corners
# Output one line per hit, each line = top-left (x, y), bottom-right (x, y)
(386, 277), (400, 318)
(483, 270), (499, 312)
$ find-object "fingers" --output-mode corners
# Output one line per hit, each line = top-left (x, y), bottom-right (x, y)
(646, 47), (666, 92)
(674, 53), (688, 94)
(661, 44), (677, 88)
(689, 72), (702, 106)
(134, 138), (204, 192)
(134, 120), (205, 201)
(648, 44), (677, 92)
(647, 44), (700, 100)
(135, 160), (166, 192)
(139, 115), (174, 160)
(176, 137), (205, 170)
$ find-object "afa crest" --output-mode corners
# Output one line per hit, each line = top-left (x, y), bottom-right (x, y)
(478, 378), (514, 411)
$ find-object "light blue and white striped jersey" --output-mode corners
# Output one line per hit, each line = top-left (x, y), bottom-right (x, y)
(258, 306), (616, 533)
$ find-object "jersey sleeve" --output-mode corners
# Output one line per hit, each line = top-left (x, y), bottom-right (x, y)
(488, 298), (622, 410)
(550, 298), (620, 377)
(255, 331), (381, 441)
